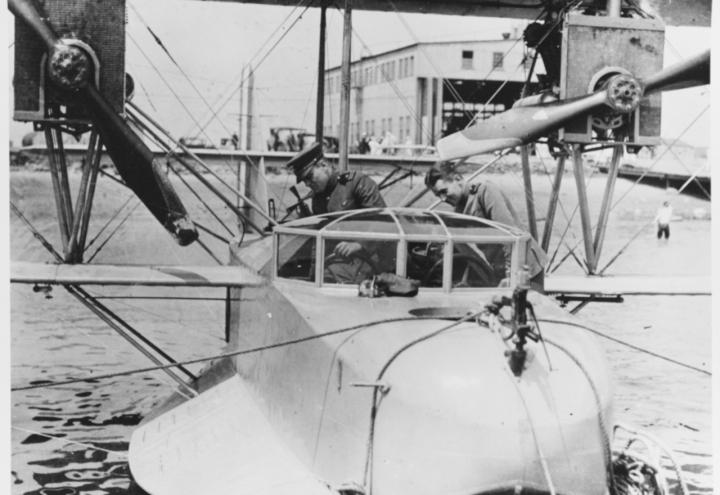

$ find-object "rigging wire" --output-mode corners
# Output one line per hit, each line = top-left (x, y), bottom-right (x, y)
(11, 315), (476, 392)
(362, 309), (483, 490)
(597, 157), (710, 275)
(86, 202), (142, 264)
(187, 2), (312, 144)
(538, 318), (711, 376)
(548, 106), (709, 274)
(125, 111), (236, 239)
(82, 194), (136, 254)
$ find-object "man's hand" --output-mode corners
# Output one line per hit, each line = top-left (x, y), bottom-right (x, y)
(334, 241), (363, 258)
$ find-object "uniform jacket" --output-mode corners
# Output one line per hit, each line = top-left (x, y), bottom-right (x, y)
(312, 171), (386, 214)
(455, 181), (547, 281)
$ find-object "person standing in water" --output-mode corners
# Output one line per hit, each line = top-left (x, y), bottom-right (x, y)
(655, 201), (673, 240)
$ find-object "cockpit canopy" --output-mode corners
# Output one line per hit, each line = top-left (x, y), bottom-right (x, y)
(273, 208), (532, 291)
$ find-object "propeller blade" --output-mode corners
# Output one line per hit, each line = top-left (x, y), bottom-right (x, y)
(437, 46), (710, 163)
(9, 0), (198, 246)
(437, 91), (608, 161)
(8, 0), (55, 50)
(643, 49), (710, 94)
(82, 85), (198, 245)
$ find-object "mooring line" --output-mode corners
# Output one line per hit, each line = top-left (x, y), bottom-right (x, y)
(11, 316), (450, 392)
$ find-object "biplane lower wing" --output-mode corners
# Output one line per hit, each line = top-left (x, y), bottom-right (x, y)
(129, 375), (333, 495)
(545, 275), (711, 296)
(10, 261), (265, 287)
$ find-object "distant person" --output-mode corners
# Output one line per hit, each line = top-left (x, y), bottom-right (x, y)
(655, 201), (673, 240)
(358, 133), (370, 154)
(383, 130), (397, 155)
(425, 161), (547, 290)
(287, 143), (387, 283)
(369, 136), (382, 155)
(403, 135), (413, 156)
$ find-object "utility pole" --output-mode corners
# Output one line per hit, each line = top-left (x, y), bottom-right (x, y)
(237, 65), (245, 150)
(338, 0), (352, 172)
(246, 65), (254, 151)
(315, 4), (326, 144)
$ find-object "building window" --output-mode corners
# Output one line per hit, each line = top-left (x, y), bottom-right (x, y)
(408, 56), (414, 76)
(388, 117), (393, 136)
(492, 52), (504, 70)
(462, 50), (474, 70)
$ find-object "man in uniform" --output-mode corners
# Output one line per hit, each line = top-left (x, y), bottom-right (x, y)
(287, 143), (385, 214)
(425, 162), (547, 290)
(286, 143), (387, 282)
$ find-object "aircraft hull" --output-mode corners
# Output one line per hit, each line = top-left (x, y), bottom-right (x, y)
(130, 249), (614, 494)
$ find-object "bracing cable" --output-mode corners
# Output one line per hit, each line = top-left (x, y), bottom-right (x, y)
(549, 105), (709, 274)
(11, 315), (473, 392)
(86, 202), (142, 263)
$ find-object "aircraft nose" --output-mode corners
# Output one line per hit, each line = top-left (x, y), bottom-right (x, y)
(366, 324), (610, 495)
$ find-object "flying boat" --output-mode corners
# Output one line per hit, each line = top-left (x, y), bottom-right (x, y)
(8, 0), (712, 493)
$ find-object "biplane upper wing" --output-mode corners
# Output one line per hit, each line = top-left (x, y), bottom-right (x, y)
(212, 0), (711, 26)
(129, 375), (333, 495)
(10, 261), (265, 287)
(545, 275), (711, 296)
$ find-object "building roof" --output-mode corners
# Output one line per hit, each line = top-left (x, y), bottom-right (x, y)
(326, 37), (522, 72)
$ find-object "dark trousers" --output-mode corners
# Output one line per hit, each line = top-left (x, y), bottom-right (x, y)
(657, 224), (670, 239)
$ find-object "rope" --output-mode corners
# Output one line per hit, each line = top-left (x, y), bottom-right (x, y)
(11, 316), (454, 392)
(506, 368), (557, 495)
(543, 336), (615, 493)
(363, 310), (484, 492)
(613, 422), (689, 495)
(11, 426), (128, 458)
(537, 318), (711, 376)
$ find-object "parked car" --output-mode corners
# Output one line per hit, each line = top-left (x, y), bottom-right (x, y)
(267, 127), (338, 153)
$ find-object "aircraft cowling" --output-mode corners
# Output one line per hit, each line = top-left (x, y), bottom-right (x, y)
(367, 323), (613, 495)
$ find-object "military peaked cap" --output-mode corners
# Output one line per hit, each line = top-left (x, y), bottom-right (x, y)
(286, 142), (323, 183)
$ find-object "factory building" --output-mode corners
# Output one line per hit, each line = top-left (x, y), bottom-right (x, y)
(323, 36), (536, 147)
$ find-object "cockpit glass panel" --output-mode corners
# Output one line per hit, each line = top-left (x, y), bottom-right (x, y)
(286, 215), (340, 231)
(441, 214), (508, 237)
(325, 210), (398, 234)
(323, 238), (397, 285)
(407, 241), (445, 288)
(277, 234), (316, 282)
(452, 242), (512, 288)
(396, 212), (445, 236)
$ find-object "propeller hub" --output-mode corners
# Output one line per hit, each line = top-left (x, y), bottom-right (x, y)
(48, 42), (91, 91)
(605, 74), (642, 113)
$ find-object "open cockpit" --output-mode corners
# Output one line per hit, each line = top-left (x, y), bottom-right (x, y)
(273, 208), (534, 292)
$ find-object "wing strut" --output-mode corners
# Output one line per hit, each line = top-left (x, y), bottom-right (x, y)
(9, 0), (199, 254)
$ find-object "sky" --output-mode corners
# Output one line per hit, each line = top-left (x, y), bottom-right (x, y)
(4, 0), (714, 148)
